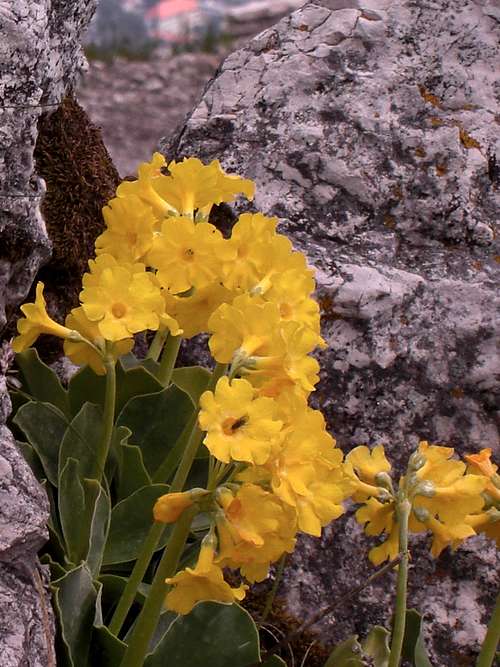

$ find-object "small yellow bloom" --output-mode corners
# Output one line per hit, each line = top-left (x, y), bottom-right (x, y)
(153, 157), (254, 217)
(153, 491), (196, 524)
(96, 195), (155, 263)
(344, 445), (392, 501)
(465, 510), (500, 548)
(165, 540), (247, 615)
(163, 283), (233, 338)
(116, 152), (173, 219)
(63, 307), (133, 375)
(12, 282), (72, 352)
(465, 448), (500, 503)
(199, 376), (283, 465)
(147, 217), (232, 294)
(80, 260), (165, 341)
(216, 484), (296, 582)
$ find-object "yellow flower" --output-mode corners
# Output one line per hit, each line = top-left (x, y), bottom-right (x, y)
(153, 157), (254, 217)
(465, 448), (500, 503)
(80, 260), (165, 341)
(266, 409), (347, 536)
(63, 307), (133, 375)
(369, 524), (400, 566)
(345, 445), (392, 501)
(265, 268), (322, 337)
(163, 283), (233, 338)
(82, 254), (145, 289)
(96, 195), (155, 263)
(465, 510), (500, 548)
(215, 484), (297, 582)
(410, 513), (476, 558)
(165, 539), (247, 615)
(199, 376), (283, 465)
(147, 217), (232, 294)
(208, 295), (285, 365)
(355, 497), (399, 565)
(116, 152), (173, 219)
(222, 212), (278, 292)
(12, 282), (72, 352)
(153, 490), (203, 524)
(413, 442), (487, 524)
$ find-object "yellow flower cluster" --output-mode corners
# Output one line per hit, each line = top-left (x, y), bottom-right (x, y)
(348, 442), (498, 565)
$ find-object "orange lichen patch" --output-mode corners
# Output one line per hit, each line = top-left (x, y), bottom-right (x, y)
(471, 260), (483, 271)
(458, 127), (481, 150)
(495, 115), (500, 125)
(436, 163), (448, 177)
(298, 24), (309, 31)
(318, 295), (344, 322)
(462, 103), (479, 111)
(418, 85), (443, 109)
(429, 117), (444, 127)
(391, 185), (403, 199)
(415, 147), (427, 158)
(374, 111), (380, 118)
(384, 214), (396, 229)
(360, 10), (379, 20)
(494, 256), (500, 264)
(450, 387), (465, 399)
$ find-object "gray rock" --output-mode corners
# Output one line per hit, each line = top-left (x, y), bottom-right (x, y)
(162, 0), (500, 662)
(0, 427), (54, 667)
(0, 2), (97, 664)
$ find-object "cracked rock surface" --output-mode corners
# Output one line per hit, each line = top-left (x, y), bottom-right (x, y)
(0, 2), (97, 664)
(163, 0), (500, 662)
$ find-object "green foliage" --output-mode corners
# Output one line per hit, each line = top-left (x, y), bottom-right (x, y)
(143, 602), (261, 667)
(325, 626), (391, 667)
(15, 349), (70, 416)
(401, 610), (433, 667)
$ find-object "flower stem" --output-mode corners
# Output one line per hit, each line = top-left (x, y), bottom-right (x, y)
(147, 328), (169, 362)
(119, 507), (196, 667)
(109, 362), (226, 640)
(95, 352), (116, 484)
(261, 554), (287, 623)
(476, 589), (500, 667)
(108, 521), (165, 636)
(157, 334), (182, 386)
(388, 497), (411, 667)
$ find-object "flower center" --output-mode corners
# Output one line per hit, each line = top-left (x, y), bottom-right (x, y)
(222, 415), (248, 436)
(279, 302), (293, 319)
(183, 247), (195, 262)
(111, 302), (127, 319)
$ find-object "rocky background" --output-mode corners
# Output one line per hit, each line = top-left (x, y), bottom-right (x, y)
(1, 0), (499, 665)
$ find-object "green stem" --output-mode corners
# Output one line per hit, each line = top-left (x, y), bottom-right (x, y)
(109, 362), (226, 639)
(108, 521), (165, 636)
(476, 589), (500, 667)
(157, 334), (182, 386)
(95, 353), (116, 484)
(388, 498), (411, 667)
(261, 554), (287, 623)
(147, 328), (169, 362)
(119, 508), (196, 667)
(151, 412), (198, 485)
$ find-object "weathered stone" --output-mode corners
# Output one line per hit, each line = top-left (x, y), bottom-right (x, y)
(162, 0), (500, 662)
(0, 2), (98, 664)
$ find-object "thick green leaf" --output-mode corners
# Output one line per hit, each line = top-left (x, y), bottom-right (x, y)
(401, 610), (433, 667)
(362, 626), (390, 667)
(16, 440), (45, 481)
(85, 481), (111, 577)
(59, 458), (86, 563)
(172, 366), (211, 405)
(98, 574), (148, 614)
(116, 384), (193, 476)
(115, 442), (151, 501)
(90, 626), (126, 667)
(103, 484), (170, 565)
(40, 552), (67, 581)
(106, 425), (132, 489)
(144, 602), (260, 667)
(59, 403), (103, 482)
(14, 401), (68, 486)
(324, 635), (365, 667)
(15, 348), (69, 416)
(68, 359), (163, 418)
(51, 564), (97, 667)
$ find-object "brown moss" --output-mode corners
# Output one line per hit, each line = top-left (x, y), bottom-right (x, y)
(33, 95), (119, 314)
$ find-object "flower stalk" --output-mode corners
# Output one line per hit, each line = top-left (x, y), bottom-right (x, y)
(157, 334), (182, 385)
(95, 349), (116, 484)
(388, 496), (411, 667)
(476, 589), (500, 667)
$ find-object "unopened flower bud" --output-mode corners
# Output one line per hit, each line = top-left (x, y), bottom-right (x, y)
(413, 506), (430, 523)
(375, 472), (394, 493)
(377, 487), (392, 502)
(408, 451), (426, 471)
(154, 488), (206, 524)
(414, 480), (436, 498)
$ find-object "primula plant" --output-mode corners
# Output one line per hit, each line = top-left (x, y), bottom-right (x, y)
(8, 154), (500, 667)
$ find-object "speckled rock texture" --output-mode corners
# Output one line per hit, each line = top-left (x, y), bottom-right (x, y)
(0, 2), (97, 664)
(163, 0), (500, 663)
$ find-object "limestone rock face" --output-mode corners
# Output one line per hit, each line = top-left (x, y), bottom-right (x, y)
(163, 0), (500, 662)
(0, 2), (97, 664)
